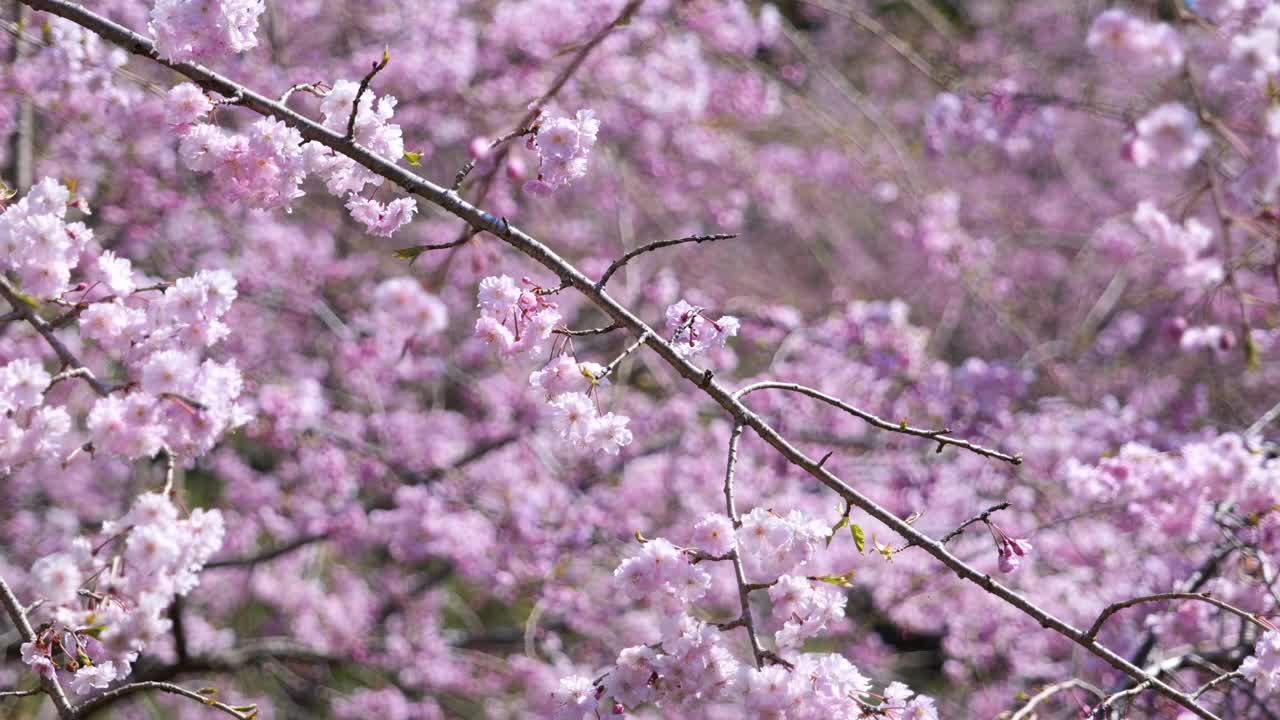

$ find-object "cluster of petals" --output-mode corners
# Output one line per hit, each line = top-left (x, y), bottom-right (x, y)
(1210, 19), (1280, 85)
(165, 80), (417, 233)
(80, 269), (250, 459)
(475, 274), (561, 356)
(474, 275), (633, 454)
(1086, 9), (1184, 73)
(1242, 629), (1280, 695)
(737, 507), (830, 583)
(0, 177), (93, 298)
(1125, 103), (1210, 172)
(665, 299), (741, 360)
(150, 0), (266, 63)
(524, 109), (600, 196)
(20, 493), (224, 694)
(175, 108), (307, 211)
(614, 538), (711, 606)
(767, 574), (847, 647)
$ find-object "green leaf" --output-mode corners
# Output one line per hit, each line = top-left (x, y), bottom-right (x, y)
(1246, 332), (1261, 371)
(393, 246), (426, 262)
(813, 570), (855, 588)
(197, 688), (218, 696)
(850, 523), (866, 554)
(403, 151), (422, 167)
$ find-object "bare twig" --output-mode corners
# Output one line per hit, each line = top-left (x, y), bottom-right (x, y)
(597, 233), (737, 289)
(939, 502), (1012, 545)
(0, 687), (43, 699)
(71, 681), (256, 720)
(346, 46), (389, 140)
(1193, 671), (1243, 700)
(896, 501), (1012, 554)
(0, 275), (110, 397)
(1009, 678), (1106, 720)
(720, 423), (768, 668)
(278, 81), (326, 104)
(1084, 592), (1269, 643)
(206, 533), (329, 569)
(733, 381), (1022, 465)
(554, 323), (621, 337)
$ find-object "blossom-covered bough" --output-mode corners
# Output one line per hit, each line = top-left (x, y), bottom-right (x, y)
(6, 0), (1280, 719)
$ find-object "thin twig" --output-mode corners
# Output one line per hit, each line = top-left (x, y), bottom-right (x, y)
(733, 381), (1022, 465)
(897, 501), (1011, 554)
(595, 330), (650, 381)
(0, 275), (110, 397)
(1009, 678), (1106, 720)
(939, 502), (1012, 544)
(554, 323), (621, 337)
(278, 81), (326, 104)
(346, 46), (389, 140)
(1084, 592), (1269, 642)
(159, 446), (177, 496)
(721, 423), (767, 668)
(0, 688), (43, 698)
(596, 233), (737, 289)
(70, 681), (256, 719)
(206, 534), (329, 569)
(1193, 671), (1243, 700)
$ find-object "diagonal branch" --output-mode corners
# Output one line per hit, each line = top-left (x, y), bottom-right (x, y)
(0, 275), (110, 397)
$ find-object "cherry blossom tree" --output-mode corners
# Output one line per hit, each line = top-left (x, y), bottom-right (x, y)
(3, 1), (1280, 719)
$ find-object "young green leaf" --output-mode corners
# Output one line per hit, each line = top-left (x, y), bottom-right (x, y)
(850, 523), (866, 554)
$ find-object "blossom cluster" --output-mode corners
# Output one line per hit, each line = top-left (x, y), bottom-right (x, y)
(473, 275), (634, 454)
(665, 299), (740, 360)
(736, 507), (830, 583)
(1, 178), (248, 471)
(149, 0), (266, 63)
(20, 493), (224, 694)
(1242, 629), (1280, 696)
(165, 80), (417, 234)
(0, 176), (93, 298)
(1086, 9), (1184, 73)
(523, 109), (600, 196)
(554, 508), (936, 718)
(1126, 103), (1210, 172)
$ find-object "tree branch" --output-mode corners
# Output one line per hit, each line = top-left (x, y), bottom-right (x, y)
(596, 233), (737, 289)
(0, 573), (75, 718)
(205, 533), (328, 569)
(71, 681), (255, 720)
(733, 381), (1021, 464)
(0, 275), (111, 397)
(1009, 678), (1106, 720)
(346, 46), (388, 140)
(1084, 592), (1269, 643)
